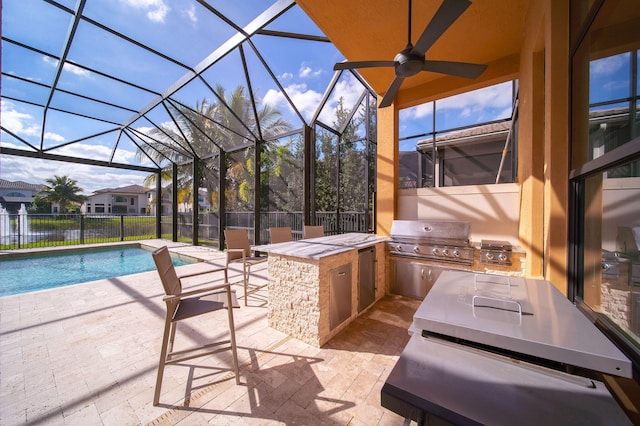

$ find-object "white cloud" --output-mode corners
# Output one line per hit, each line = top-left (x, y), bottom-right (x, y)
(279, 72), (294, 80)
(437, 82), (512, 111)
(42, 56), (58, 67)
(299, 65), (322, 79)
(184, 4), (197, 24)
(120, 0), (170, 23)
(263, 74), (370, 125)
(264, 83), (323, 123)
(402, 81), (513, 121)
(591, 53), (627, 76)
(330, 75), (366, 105)
(42, 56), (92, 78)
(0, 141), (151, 194)
(63, 63), (92, 78)
(44, 132), (66, 142)
(402, 103), (432, 120)
(1, 101), (67, 144)
(1, 100), (40, 137)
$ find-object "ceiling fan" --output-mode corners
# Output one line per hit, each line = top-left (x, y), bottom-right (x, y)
(334, 0), (487, 108)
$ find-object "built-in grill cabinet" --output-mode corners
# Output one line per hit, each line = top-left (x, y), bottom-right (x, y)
(391, 258), (443, 300)
(388, 220), (472, 299)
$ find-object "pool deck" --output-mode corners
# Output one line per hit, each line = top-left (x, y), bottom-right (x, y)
(0, 239), (421, 425)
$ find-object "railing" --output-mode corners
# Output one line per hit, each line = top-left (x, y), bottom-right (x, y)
(0, 211), (372, 250)
(225, 211), (372, 244)
(0, 214), (157, 250)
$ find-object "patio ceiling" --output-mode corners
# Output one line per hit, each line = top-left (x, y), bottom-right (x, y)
(1, 0), (366, 173)
(297, 0), (527, 109)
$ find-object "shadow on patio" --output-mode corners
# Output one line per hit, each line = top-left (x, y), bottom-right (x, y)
(0, 242), (419, 425)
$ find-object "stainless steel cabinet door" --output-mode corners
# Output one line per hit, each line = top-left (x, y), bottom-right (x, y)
(358, 247), (376, 312)
(391, 260), (443, 299)
(330, 263), (352, 330)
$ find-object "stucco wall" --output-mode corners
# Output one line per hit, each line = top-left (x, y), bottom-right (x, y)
(397, 183), (520, 245)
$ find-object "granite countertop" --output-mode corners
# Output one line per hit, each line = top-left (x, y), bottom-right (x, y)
(252, 233), (388, 260)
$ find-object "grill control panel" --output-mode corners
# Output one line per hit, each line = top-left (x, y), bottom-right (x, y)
(479, 240), (512, 266)
(390, 243), (474, 265)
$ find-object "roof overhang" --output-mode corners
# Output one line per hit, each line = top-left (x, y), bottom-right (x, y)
(296, 0), (527, 109)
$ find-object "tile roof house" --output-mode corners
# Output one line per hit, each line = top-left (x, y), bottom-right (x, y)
(81, 184), (150, 215)
(0, 179), (46, 213)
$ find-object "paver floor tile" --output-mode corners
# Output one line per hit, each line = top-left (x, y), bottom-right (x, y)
(0, 241), (422, 426)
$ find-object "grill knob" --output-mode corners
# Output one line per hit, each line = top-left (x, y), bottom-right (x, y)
(485, 252), (495, 261)
(498, 253), (507, 262)
(442, 249), (450, 256)
(432, 247), (440, 256)
(413, 246), (420, 253)
(396, 245), (403, 251)
(452, 250), (460, 257)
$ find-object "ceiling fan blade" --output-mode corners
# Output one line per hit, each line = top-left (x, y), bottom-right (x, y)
(422, 60), (487, 79)
(334, 60), (396, 71)
(379, 76), (405, 108)
(411, 0), (471, 56)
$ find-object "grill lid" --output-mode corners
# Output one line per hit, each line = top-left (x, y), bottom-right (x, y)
(390, 220), (470, 242)
(412, 270), (633, 378)
(480, 240), (512, 250)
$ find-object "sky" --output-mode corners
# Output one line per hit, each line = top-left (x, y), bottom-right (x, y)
(4, 0), (626, 195)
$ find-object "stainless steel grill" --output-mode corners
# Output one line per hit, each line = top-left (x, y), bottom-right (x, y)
(388, 220), (473, 265)
(479, 239), (512, 266)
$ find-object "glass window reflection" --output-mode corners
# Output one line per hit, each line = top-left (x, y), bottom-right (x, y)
(581, 164), (640, 347)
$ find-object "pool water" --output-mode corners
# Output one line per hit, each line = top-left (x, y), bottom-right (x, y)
(0, 247), (195, 297)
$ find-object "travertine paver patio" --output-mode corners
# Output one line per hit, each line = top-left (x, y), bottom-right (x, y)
(0, 240), (421, 425)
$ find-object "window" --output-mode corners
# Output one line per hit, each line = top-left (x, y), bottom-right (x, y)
(578, 165), (640, 339)
(399, 81), (517, 188)
(95, 204), (105, 213)
(570, 0), (640, 373)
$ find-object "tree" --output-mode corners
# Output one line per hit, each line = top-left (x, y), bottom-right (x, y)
(42, 176), (87, 213)
(28, 195), (51, 213)
(313, 95), (377, 230)
(136, 85), (292, 212)
(259, 135), (304, 212)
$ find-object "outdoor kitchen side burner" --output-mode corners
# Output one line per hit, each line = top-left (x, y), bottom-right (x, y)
(479, 239), (512, 266)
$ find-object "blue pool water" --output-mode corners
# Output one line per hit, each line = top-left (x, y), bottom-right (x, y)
(0, 247), (195, 297)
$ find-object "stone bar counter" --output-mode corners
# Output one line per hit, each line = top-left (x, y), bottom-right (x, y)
(253, 233), (388, 347)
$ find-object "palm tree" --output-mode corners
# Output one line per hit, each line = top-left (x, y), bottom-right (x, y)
(136, 84), (292, 212)
(42, 175), (87, 213)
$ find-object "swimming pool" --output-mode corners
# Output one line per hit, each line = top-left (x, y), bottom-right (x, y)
(0, 246), (196, 297)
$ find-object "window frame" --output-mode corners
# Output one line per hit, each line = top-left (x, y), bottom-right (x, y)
(568, 0), (640, 380)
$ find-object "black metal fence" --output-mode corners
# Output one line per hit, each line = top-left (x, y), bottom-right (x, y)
(0, 211), (371, 250)
(0, 214), (157, 249)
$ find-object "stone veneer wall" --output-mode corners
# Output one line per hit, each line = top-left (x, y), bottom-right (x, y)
(267, 242), (387, 347)
(600, 262), (633, 331)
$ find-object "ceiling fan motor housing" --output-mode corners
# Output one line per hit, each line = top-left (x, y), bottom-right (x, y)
(394, 47), (424, 78)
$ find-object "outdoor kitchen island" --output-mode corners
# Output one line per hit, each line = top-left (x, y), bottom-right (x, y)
(381, 270), (633, 425)
(253, 233), (388, 347)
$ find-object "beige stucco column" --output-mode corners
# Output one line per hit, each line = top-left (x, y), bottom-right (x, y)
(375, 99), (399, 236)
(518, 1), (546, 280)
(517, 0), (570, 293)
